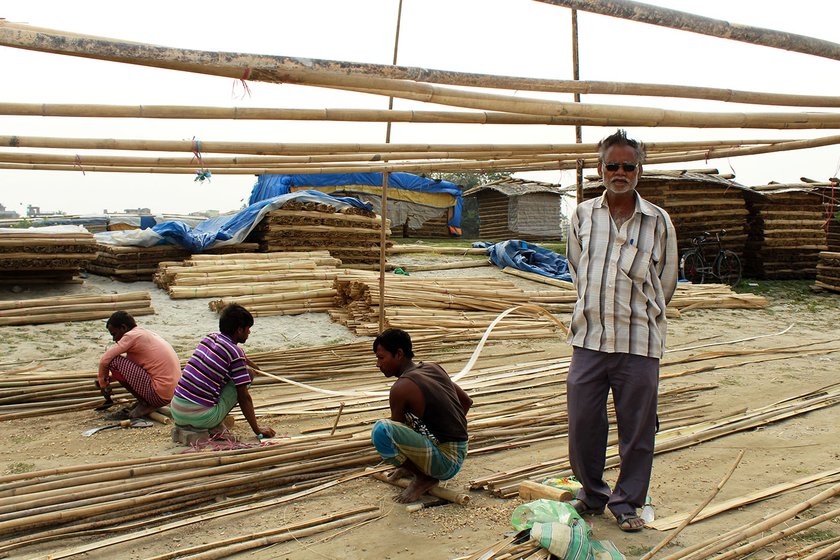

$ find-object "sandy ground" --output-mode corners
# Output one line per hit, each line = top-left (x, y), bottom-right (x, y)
(1, 263), (839, 559)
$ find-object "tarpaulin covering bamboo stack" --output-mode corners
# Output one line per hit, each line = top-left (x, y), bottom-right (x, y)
(0, 291), (153, 326)
(744, 187), (828, 279)
(86, 242), (259, 281)
(248, 201), (392, 269)
(0, 227), (96, 285)
(574, 170), (751, 257)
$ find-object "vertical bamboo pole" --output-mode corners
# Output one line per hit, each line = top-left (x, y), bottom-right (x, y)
(379, 0), (404, 333)
(571, 9), (584, 204)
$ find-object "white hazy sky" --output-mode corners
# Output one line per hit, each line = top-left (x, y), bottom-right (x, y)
(1, 0), (839, 216)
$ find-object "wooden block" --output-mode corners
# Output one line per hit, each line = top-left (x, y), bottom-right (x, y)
(518, 480), (574, 502)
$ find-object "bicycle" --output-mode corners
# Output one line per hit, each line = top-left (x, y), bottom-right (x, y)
(679, 230), (742, 286)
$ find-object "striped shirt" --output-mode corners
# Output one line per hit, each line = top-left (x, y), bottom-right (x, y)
(567, 191), (678, 358)
(174, 333), (251, 407)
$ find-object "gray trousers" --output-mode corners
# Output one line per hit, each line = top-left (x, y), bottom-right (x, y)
(566, 346), (659, 516)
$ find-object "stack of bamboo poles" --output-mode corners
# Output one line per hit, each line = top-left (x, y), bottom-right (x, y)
(815, 251), (840, 293)
(0, 291), (153, 327)
(579, 171), (750, 257)
(248, 202), (392, 269)
(744, 187), (828, 279)
(0, 228), (96, 285)
(329, 276), (561, 337)
(86, 242), (259, 282)
(153, 252), (350, 309)
(501, 268), (768, 314)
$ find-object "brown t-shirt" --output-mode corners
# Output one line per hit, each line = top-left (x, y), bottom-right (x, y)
(401, 362), (468, 443)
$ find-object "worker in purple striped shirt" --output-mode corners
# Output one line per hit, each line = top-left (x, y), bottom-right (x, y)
(565, 130), (678, 533)
(170, 304), (275, 441)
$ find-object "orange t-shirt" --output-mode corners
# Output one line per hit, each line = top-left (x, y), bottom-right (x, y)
(99, 327), (181, 400)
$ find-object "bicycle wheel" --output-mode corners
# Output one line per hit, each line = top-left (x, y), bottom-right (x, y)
(715, 250), (742, 287)
(680, 251), (705, 284)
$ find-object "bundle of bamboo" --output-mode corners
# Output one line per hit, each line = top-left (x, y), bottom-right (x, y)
(502, 268), (768, 313)
(247, 202), (392, 268)
(0, 291), (153, 326)
(0, 229), (96, 284)
(576, 171), (751, 256)
(815, 251), (840, 293)
(744, 187), (828, 279)
(87, 242), (259, 281)
(330, 276), (562, 337)
(154, 252), (350, 313)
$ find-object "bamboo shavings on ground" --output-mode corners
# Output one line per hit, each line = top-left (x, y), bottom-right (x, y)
(0, 291), (153, 326)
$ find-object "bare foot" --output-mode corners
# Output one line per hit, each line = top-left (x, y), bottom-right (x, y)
(387, 467), (412, 482)
(394, 473), (439, 503)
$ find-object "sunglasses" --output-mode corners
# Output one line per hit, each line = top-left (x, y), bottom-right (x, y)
(604, 162), (638, 172)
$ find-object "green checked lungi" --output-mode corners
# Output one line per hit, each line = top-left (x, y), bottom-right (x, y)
(371, 419), (467, 481)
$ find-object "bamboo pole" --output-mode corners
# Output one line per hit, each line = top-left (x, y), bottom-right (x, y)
(369, 471), (470, 505)
(532, 0), (840, 62)
(3, 21), (840, 107)
(640, 449), (744, 560)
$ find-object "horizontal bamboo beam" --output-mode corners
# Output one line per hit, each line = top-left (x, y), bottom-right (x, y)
(532, 0), (840, 62)
(3, 23), (840, 131)
(1, 21), (839, 107)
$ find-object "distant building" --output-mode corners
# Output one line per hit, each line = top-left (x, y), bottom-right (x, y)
(123, 207), (152, 215)
(0, 203), (19, 219)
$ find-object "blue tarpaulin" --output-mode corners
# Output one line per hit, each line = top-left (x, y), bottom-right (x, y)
(95, 191), (372, 251)
(477, 239), (572, 282)
(250, 172), (463, 234)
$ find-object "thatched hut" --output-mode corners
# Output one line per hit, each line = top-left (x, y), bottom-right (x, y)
(571, 169), (751, 257)
(463, 177), (567, 242)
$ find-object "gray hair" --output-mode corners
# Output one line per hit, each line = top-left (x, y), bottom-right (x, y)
(598, 129), (646, 164)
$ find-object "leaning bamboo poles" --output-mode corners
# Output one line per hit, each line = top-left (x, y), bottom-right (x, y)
(0, 291), (153, 326)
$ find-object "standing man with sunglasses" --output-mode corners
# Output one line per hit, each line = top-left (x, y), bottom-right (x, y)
(565, 129), (678, 532)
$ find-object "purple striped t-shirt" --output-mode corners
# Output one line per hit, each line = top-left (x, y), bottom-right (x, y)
(175, 333), (251, 407)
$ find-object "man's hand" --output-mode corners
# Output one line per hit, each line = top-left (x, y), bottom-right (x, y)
(256, 426), (276, 439)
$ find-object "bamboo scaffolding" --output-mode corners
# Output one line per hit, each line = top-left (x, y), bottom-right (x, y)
(2, 20), (840, 106)
(532, 0), (840, 62)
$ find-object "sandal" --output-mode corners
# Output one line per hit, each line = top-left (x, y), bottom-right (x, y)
(616, 511), (645, 532)
(568, 498), (605, 516)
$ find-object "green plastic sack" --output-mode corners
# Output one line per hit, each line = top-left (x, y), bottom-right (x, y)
(510, 499), (582, 531)
(530, 519), (590, 559)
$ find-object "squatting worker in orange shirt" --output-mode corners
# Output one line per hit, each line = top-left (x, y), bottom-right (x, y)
(98, 311), (181, 419)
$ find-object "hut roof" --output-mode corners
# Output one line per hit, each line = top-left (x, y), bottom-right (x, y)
(562, 169), (754, 194)
(463, 177), (562, 197)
